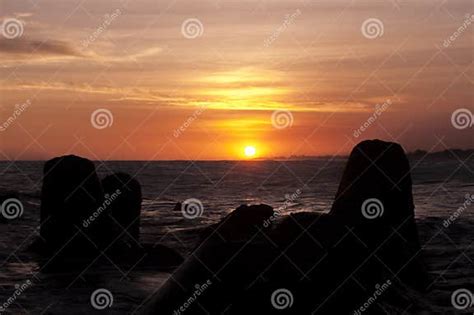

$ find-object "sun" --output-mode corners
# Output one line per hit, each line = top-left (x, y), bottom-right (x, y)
(244, 146), (256, 158)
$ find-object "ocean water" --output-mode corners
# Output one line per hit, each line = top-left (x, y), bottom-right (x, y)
(0, 158), (473, 314)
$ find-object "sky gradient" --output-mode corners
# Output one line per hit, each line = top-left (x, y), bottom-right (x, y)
(1, 0), (473, 160)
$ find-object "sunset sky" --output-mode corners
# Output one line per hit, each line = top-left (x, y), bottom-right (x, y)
(1, 0), (472, 160)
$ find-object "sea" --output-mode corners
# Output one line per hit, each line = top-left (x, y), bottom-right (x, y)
(0, 157), (473, 314)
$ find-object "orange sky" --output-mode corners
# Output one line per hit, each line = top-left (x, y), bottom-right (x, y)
(0, 0), (472, 160)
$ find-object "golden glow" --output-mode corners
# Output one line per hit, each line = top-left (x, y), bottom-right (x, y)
(244, 146), (257, 158)
(189, 68), (293, 111)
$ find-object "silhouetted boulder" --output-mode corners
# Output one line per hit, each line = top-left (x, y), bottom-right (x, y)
(331, 140), (417, 236)
(227, 141), (428, 313)
(99, 173), (184, 269)
(32, 157), (185, 273)
(225, 140), (428, 314)
(144, 140), (428, 314)
(330, 139), (428, 290)
(143, 204), (277, 314)
(39, 155), (104, 253)
(206, 204), (274, 241)
(102, 173), (142, 244)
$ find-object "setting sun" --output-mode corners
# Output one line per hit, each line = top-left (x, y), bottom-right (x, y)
(244, 146), (256, 158)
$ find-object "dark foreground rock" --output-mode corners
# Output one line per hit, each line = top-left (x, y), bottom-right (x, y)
(102, 172), (142, 244)
(143, 140), (429, 314)
(32, 156), (183, 272)
(39, 155), (104, 253)
(142, 204), (277, 315)
(330, 139), (428, 291)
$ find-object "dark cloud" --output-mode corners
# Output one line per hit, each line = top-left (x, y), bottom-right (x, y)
(0, 38), (82, 57)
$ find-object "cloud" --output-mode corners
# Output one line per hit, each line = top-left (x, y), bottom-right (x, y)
(0, 81), (184, 106)
(0, 38), (83, 57)
(0, 36), (168, 67)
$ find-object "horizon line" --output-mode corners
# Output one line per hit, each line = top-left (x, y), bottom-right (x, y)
(1, 147), (472, 162)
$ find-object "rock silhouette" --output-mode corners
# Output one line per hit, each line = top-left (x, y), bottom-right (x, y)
(330, 139), (428, 291)
(39, 155), (104, 253)
(142, 204), (277, 314)
(32, 155), (183, 272)
(102, 172), (142, 244)
(99, 172), (183, 269)
(251, 140), (429, 313)
(200, 203), (274, 241)
(331, 139), (420, 246)
(144, 140), (428, 314)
